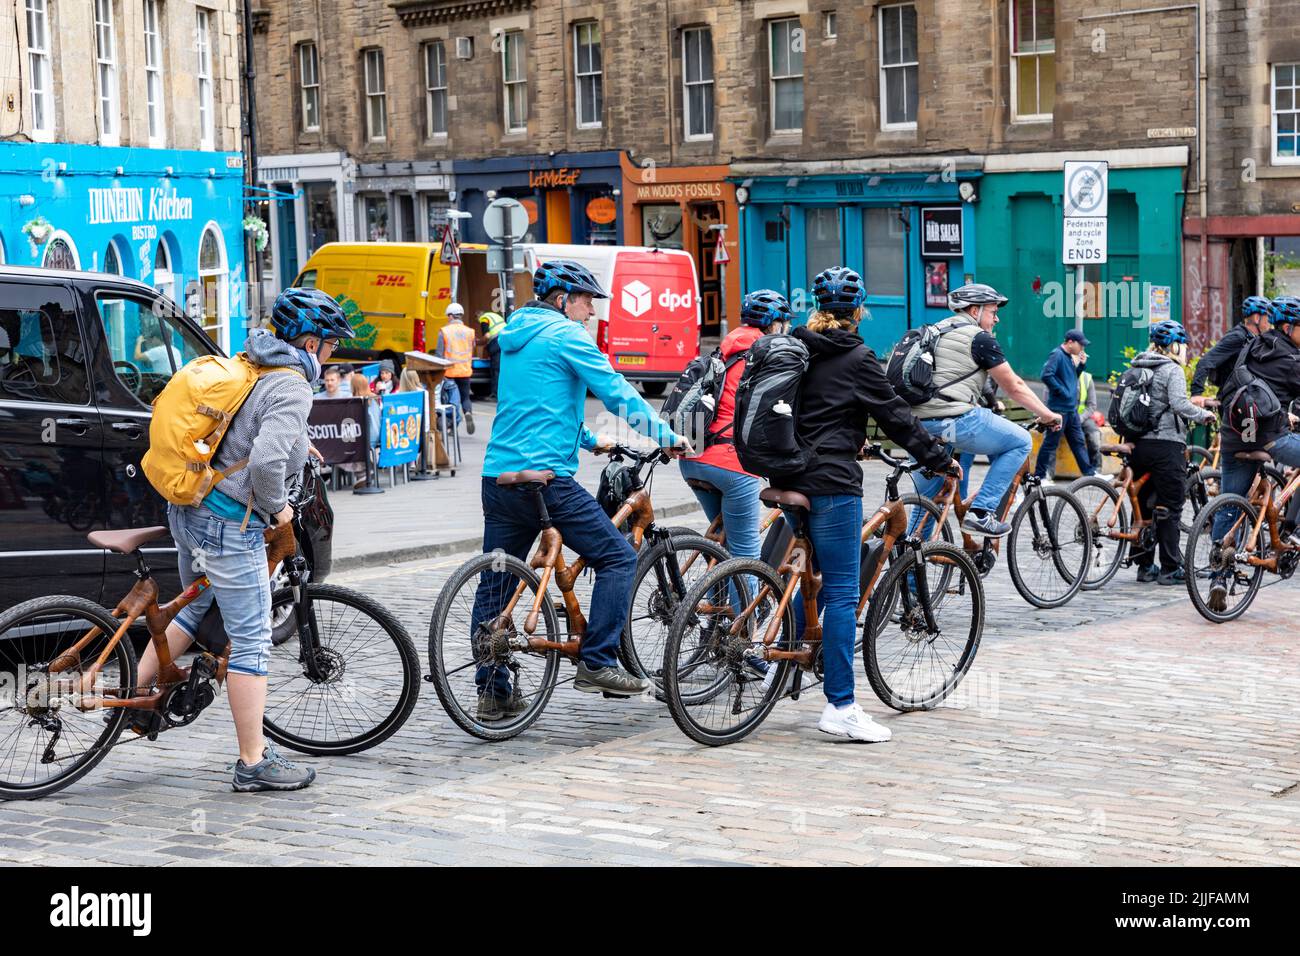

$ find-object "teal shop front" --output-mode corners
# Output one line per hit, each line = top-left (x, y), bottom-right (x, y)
(0, 142), (248, 354)
(734, 172), (979, 355)
(974, 163), (1186, 382)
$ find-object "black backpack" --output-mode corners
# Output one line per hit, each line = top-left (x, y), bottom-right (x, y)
(885, 318), (981, 406)
(659, 347), (745, 452)
(1107, 365), (1162, 439)
(1220, 341), (1282, 446)
(732, 334), (812, 479)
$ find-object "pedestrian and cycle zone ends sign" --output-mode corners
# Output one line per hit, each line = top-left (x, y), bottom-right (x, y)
(378, 393), (424, 468)
(1062, 160), (1108, 265)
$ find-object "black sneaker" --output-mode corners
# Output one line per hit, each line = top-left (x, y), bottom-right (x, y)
(465, 412), (476, 435)
(574, 661), (651, 697)
(1208, 573), (1229, 612)
(1135, 564), (1159, 583)
(1156, 567), (1185, 586)
(477, 688), (529, 722)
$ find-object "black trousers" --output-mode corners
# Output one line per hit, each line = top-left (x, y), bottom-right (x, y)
(1129, 438), (1186, 572)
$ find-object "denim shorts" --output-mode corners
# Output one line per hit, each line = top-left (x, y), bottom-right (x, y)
(167, 504), (273, 677)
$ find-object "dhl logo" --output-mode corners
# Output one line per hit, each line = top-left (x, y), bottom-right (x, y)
(372, 274), (410, 287)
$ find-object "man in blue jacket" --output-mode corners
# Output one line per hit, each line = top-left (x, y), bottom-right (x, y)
(473, 260), (690, 719)
(1033, 329), (1097, 479)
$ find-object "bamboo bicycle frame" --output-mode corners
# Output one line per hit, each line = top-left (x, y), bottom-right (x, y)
(1221, 466), (1300, 573)
(926, 453), (1034, 555)
(47, 524), (297, 712)
(1089, 458), (1153, 543)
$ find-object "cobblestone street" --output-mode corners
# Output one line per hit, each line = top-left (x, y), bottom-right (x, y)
(3, 536), (1297, 866)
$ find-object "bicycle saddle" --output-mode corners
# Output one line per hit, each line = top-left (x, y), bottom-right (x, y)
(1233, 450), (1273, 462)
(1100, 442), (1134, 457)
(496, 469), (555, 487)
(684, 478), (722, 495)
(760, 488), (812, 512)
(87, 526), (169, 554)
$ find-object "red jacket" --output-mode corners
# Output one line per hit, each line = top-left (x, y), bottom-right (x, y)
(692, 324), (763, 475)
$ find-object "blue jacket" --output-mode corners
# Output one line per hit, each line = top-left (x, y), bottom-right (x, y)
(483, 301), (681, 478)
(1041, 346), (1083, 413)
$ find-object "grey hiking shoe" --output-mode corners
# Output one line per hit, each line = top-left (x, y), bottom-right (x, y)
(477, 687), (529, 722)
(232, 745), (316, 793)
(961, 510), (1011, 539)
(574, 661), (651, 697)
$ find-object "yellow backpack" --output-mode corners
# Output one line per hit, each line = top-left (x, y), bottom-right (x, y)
(142, 353), (302, 509)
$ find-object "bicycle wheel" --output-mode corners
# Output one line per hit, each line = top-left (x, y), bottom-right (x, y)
(621, 534), (730, 695)
(662, 558), (792, 747)
(1067, 476), (1130, 590)
(863, 543), (984, 712)
(428, 551), (561, 741)
(1007, 485), (1090, 608)
(263, 585), (420, 756)
(1183, 493), (1265, 623)
(1181, 468), (1220, 535)
(0, 597), (136, 800)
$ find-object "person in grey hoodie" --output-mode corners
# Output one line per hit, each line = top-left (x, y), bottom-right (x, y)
(1126, 320), (1216, 585)
(133, 288), (355, 792)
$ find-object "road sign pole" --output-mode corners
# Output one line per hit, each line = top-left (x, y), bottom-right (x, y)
(502, 230), (515, 315)
(1075, 264), (1086, 333)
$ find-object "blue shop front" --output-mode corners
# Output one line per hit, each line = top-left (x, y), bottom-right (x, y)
(453, 150), (623, 247)
(734, 170), (980, 356)
(0, 142), (248, 354)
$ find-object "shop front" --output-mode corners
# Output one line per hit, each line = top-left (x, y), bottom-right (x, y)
(0, 141), (247, 354)
(256, 151), (354, 296)
(351, 160), (455, 246)
(453, 151), (623, 248)
(620, 154), (739, 336)
(976, 148), (1188, 381)
(731, 164), (980, 356)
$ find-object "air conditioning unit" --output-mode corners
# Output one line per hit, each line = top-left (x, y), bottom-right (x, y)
(455, 36), (474, 59)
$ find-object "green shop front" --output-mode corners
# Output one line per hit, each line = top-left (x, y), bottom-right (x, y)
(732, 167), (980, 356)
(974, 149), (1188, 381)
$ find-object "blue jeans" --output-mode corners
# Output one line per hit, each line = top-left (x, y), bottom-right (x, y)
(167, 504), (272, 677)
(911, 407), (1033, 514)
(472, 476), (635, 697)
(678, 459), (761, 560)
(1213, 433), (1300, 540)
(789, 494), (862, 708)
(1034, 408), (1096, 478)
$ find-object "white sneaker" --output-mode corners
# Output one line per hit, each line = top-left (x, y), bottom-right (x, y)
(817, 702), (892, 742)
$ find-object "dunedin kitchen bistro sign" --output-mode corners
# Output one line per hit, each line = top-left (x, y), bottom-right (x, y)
(87, 185), (195, 226)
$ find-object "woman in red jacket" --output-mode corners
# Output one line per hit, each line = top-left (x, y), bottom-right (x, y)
(677, 291), (793, 560)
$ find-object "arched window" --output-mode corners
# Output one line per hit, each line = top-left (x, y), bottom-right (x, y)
(101, 240), (126, 358)
(197, 224), (227, 347)
(103, 241), (121, 274)
(43, 232), (79, 270)
(153, 239), (174, 301)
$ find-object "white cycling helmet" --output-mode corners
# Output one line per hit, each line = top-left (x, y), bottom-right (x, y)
(446, 302), (465, 317)
(948, 283), (1008, 312)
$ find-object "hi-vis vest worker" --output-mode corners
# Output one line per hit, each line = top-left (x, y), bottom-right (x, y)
(437, 303), (476, 378)
(479, 311), (506, 341)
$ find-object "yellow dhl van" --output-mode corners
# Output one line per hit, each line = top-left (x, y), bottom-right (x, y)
(292, 242), (505, 363)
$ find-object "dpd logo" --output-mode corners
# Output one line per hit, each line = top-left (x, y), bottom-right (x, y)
(622, 280), (651, 317)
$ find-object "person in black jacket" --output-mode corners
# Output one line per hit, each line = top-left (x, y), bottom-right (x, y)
(1190, 295), (1273, 403)
(1209, 296), (1300, 610)
(770, 267), (956, 744)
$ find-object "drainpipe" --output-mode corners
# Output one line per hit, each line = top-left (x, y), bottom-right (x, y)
(1198, 0), (1208, 333)
(241, 0), (261, 317)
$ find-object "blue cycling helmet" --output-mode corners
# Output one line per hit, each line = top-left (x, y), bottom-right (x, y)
(1272, 296), (1300, 325)
(1242, 295), (1273, 320)
(740, 289), (793, 328)
(271, 288), (355, 341)
(1149, 319), (1188, 347)
(533, 259), (609, 300)
(811, 267), (866, 314)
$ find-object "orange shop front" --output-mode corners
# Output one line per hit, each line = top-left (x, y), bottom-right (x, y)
(620, 155), (740, 337)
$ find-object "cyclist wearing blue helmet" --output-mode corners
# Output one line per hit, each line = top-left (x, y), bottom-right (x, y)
(1208, 295), (1300, 608)
(474, 260), (690, 712)
(136, 286), (353, 793)
(1125, 320), (1216, 585)
(1190, 294), (1274, 404)
(775, 267), (956, 742)
(678, 289), (793, 565)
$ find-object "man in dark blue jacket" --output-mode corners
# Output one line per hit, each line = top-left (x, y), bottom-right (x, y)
(1034, 329), (1097, 479)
